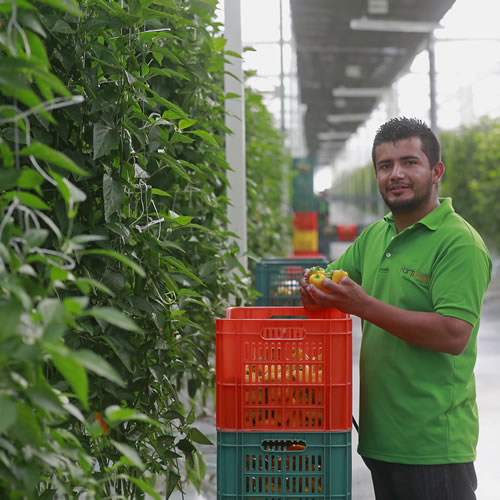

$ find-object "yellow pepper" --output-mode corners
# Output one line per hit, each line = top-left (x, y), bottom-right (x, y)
(308, 266), (348, 292)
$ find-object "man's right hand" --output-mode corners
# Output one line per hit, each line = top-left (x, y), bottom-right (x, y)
(299, 269), (324, 311)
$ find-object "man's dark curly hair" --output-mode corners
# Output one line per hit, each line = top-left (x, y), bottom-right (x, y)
(371, 117), (441, 169)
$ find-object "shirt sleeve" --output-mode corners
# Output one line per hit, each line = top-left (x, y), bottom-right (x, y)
(431, 241), (492, 325)
(325, 233), (364, 285)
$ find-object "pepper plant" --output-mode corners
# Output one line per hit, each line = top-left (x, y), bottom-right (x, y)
(0, 0), (290, 497)
(245, 75), (292, 282)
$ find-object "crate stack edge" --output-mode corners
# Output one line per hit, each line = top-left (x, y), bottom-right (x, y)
(255, 256), (329, 306)
(216, 306), (353, 499)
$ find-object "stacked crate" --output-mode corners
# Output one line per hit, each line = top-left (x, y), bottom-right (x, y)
(293, 212), (319, 255)
(255, 256), (329, 306)
(216, 306), (352, 499)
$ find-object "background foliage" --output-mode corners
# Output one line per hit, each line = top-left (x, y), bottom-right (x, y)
(245, 75), (292, 281)
(0, 0), (290, 497)
(330, 118), (500, 254)
(440, 117), (500, 252)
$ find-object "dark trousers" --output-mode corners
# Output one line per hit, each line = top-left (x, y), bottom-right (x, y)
(362, 457), (477, 500)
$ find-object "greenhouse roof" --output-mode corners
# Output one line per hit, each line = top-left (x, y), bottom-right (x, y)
(290, 0), (456, 164)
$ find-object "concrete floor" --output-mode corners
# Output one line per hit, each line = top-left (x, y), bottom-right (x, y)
(169, 267), (500, 500)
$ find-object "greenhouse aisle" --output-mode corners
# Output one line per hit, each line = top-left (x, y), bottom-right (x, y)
(166, 261), (500, 500)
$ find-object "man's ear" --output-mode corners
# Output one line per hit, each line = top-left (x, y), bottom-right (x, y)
(432, 161), (445, 185)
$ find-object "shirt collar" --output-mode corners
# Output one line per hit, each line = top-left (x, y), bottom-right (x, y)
(383, 197), (454, 231)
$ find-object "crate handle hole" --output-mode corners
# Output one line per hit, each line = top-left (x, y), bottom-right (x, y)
(261, 439), (307, 451)
(269, 315), (308, 320)
(261, 327), (306, 340)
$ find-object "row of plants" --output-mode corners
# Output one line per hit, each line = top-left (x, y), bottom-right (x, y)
(245, 71), (292, 278)
(440, 117), (500, 253)
(0, 0), (290, 497)
(331, 163), (384, 218)
(330, 118), (500, 254)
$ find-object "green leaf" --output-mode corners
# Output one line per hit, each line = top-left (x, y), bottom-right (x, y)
(171, 132), (194, 144)
(35, 0), (81, 16)
(47, 346), (89, 410)
(186, 407), (196, 425)
(50, 169), (87, 218)
(26, 31), (49, 68)
(165, 471), (181, 498)
(148, 67), (188, 81)
(101, 335), (133, 373)
(51, 18), (75, 34)
(24, 228), (49, 248)
(224, 49), (242, 59)
(0, 139), (14, 168)
(161, 156), (192, 182)
(18, 169), (45, 189)
(63, 296), (89, 315)
(0, 300), (22, 341)
(178, 118), (197, 130)
(178, 288), (202, 298)
(3, 191), (50, 210)
(187, 129), (219, 145)
(177, 437), (195, 455)
(50, 267), (68, 282)
(10, 88), (55, 123)
(0, 169), (20, 190)
(103, 174), (124, 222)
(19, 142), (88, 176)
(165, 256), (204, 286)
(127, 477), (161, 500)
(31, 70), (72, 97)
(213, 37), (227, 51)
(111, 441), (144, 470)
(73, 278), (115, 297)
(25, 386), (65, 415)
(188, 427), (213, 445)
(167, 211), (193, 225)
(10, 403), (42, 445)
(93, 123), (120, 160)
(0, 395), (17, 433)
(137, 83), (188, 117)
(86, 307), (143, 333)
(74, 349), (126, 387)
(151, 188), (171, 198)
(104, 406), (162, 427)
(81, 249), (146, 277)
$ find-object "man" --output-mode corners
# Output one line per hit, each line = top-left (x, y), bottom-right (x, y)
(300, 117), (491, 500)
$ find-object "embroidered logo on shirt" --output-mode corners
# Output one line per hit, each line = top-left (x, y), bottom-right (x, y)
(400, 265), (431, 283)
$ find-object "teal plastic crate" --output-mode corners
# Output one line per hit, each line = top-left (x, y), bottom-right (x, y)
(255, 257), (329, 306)
(217, 430), (352, 499)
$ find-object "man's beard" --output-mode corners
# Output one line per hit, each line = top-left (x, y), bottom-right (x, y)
(380, 179), (434, 214)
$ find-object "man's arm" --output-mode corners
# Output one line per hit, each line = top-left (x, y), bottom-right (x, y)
(300, 275), (473, 355)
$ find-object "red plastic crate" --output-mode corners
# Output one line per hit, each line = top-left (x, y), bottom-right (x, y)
(293, 212), (318, 231)
(289, 251), (325, 258)
(336, 224), (358, 241)
(216, 307), (352, 432)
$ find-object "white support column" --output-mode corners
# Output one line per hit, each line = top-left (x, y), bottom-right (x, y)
(224, 0), (247, 271)
(428, 33), (439, 139)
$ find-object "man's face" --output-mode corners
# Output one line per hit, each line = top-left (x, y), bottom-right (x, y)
(374, 137), (442, 214)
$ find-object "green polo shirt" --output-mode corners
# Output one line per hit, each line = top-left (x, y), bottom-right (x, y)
(327, 198), (491, 464)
